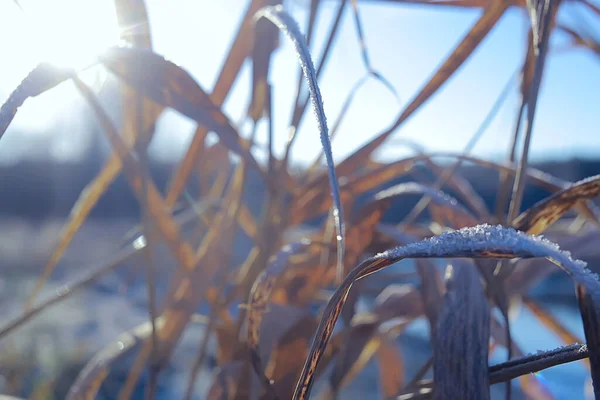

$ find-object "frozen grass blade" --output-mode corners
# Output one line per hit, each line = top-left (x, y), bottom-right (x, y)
(292, 224), (600, 399)
(432, 261), (490, 400)
(255, 5), (346, 284)
(284, 0), (346, 160)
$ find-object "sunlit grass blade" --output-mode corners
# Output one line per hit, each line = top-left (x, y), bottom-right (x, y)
(255, 5), (346, 284)
(114, 0), (153, 48)
(99, 46), (263, 175)
(349, 0), (398, 99)
(118, 162), (248, 399)
(166, 0), (268, 207)
(0, 64), (73, 137)
(292, 224), (600, 399)
(324, 0), (509, 182)
(24, 157), (123, 309)
(284, 0), (346, 162)
(377, 334), (405, 398)
(513, 175), (600, 234)
(0, 243), (140, 339)
(246, 240), (314, 378)
(306, 74), (370, 177)
(507, 0), (558, 222)
(247, 0), (281, 122)
(66, 316), (208, 400)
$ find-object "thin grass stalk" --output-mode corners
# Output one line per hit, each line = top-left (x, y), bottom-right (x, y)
(401, 67), (518, 227)
(507, 0), (557, 222)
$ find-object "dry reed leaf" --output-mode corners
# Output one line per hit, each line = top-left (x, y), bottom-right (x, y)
(425, 160), (490, 220)
(248, 0), (281, 122)
(376, 182), (478, 228)
(0, 243), (141, 339)
(166, 0), (270, 208)
(376, 335), (405, 399)
(432, 260), (490, 400)
(292, 224), (600, 399)
(349, 0), (398, 98)
(432, 153), (600, 224)
(523, 297), (584, 346)
(263, 311), (320, 399)
(0, 63), (73, 136)
(255, 5), (346, 284)
(206, 360), (250, 400)
(307, 0), (508, 190)
(558, 24), (600, 57)
(66, 317), (168, 400)
(99, 47), (262, 174)
(513, 175), (600, 234)
(246, 240), (314, 371)
(268, 193), (389, 308)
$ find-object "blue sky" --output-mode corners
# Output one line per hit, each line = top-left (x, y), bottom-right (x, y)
(0, 0), (598, 166)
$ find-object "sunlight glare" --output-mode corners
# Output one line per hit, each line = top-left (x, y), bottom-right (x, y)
(1, 0), (120, 78)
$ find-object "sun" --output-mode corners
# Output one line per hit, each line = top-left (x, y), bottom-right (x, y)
(0, 0), (120, 81)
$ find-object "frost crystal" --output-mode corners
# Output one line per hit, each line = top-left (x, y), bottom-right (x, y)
(376, 224), (600, 298)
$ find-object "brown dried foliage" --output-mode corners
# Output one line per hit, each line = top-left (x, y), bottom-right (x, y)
(0, 0), (599, 399)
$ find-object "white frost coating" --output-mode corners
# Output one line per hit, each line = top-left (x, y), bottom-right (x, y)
(376, 224), (600, 299)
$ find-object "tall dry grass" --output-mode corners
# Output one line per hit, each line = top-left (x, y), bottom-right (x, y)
(1, 0), (600, 399)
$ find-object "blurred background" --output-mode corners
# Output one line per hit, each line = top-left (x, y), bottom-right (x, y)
(0, 0), (598, 399)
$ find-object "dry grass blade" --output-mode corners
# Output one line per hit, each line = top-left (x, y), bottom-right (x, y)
(377, 335), (405, 399)
(246, 240), (314, 375)
(114, 0), (153, 47)
(432, 261), (490, 400)
(166, 0), (268, 207)
(0, 244), (140, 339)
(507, 0), (558, 222)
(292, 224), (600, 399)
(376, 226), (444, 337)
(255, 5), (346, 284)
(401, 68), (518, 226)
(24, 158), (124, 309)
(248, 0), (281, 122)
(513, 174), (600, 234)
(65, 315), (207, 400)
(557, 24), (600, 58)
(0, 63), (73, 136)
(349, 0), (398, 98)
(522, 297), (584, 347)
(99, 47), (262, 175)
(375, 182), (478, 227)
(361, 0), (489, 7)
(66, 319), (162, 400)
(327, 0), (508, 181)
